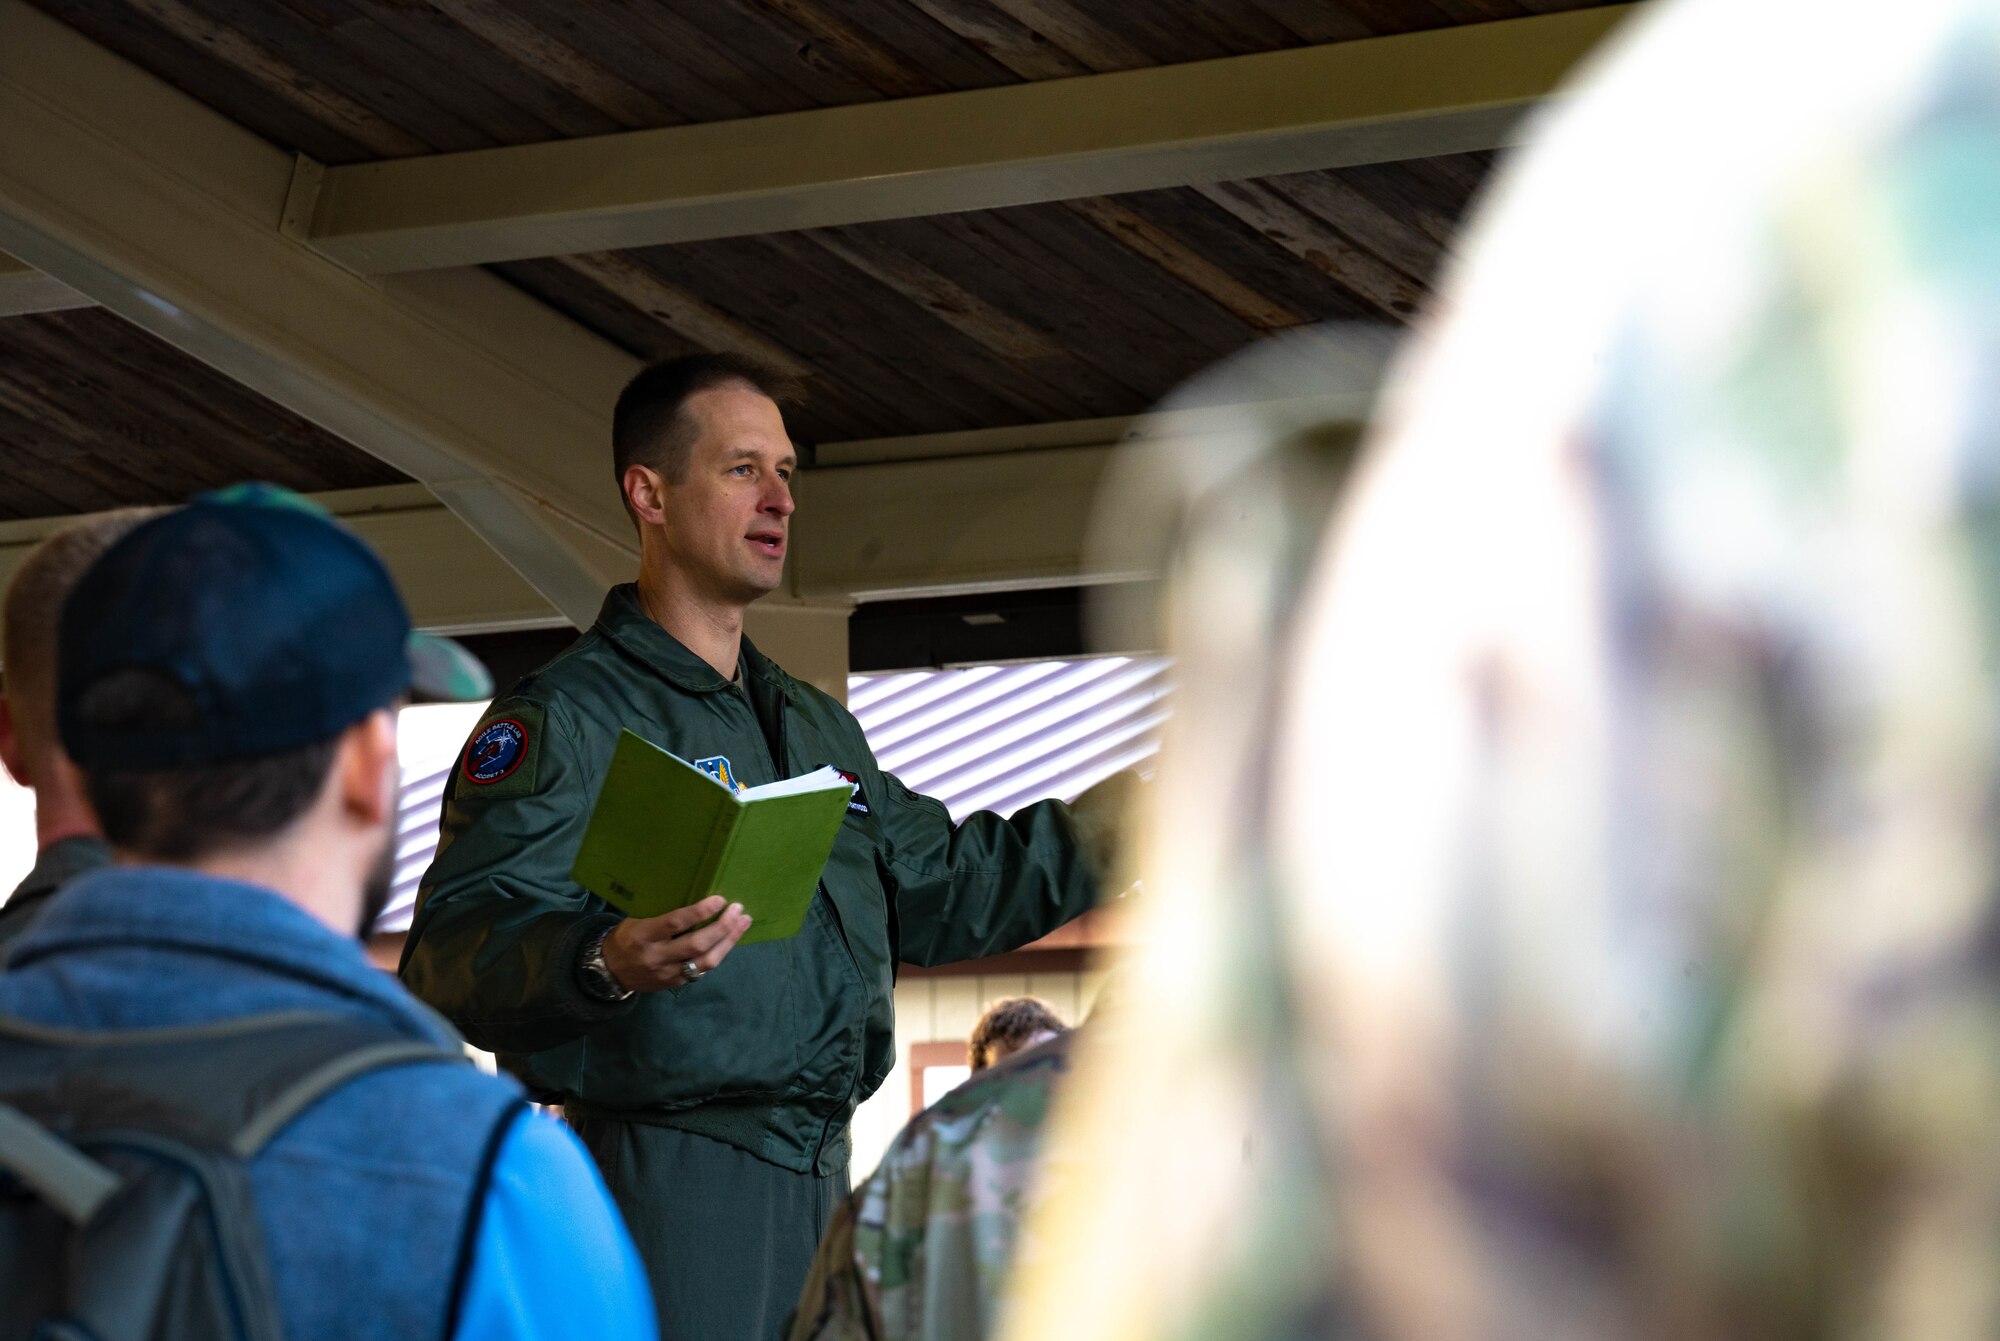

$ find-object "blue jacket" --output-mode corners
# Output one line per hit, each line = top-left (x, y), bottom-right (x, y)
(0, 866), (655, 1341)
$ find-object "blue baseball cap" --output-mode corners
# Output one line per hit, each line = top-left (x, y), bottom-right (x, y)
(57, 484), (493, 771)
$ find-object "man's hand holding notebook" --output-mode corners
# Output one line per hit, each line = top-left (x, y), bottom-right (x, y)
(570, 730), (853, 945)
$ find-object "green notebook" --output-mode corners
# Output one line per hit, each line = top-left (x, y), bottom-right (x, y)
(570, 730), (853, 944)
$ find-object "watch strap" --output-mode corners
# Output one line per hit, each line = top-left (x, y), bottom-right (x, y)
(576, 923), (635, 1002)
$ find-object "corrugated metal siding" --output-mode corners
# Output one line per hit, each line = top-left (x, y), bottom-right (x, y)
(378, 759), (453, 934)
(848, 656), (1169, 820)
(374, 655), (1171, 933)
(376, 700), (489, 936)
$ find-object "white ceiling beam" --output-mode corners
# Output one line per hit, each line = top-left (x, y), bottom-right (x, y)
(298, 6), (1636, 273)
(0, 387), (1371, 624)
(0, 485), (565, 636)
(0, 485), (847, 650)
(303, 487), (565, 635)
(0, 436), (1135, 626)
(0, 429), (1151, 630)
(790, 445), (1124, 602)
(812, 392), (1377, 468)
(0, 249), (92, 317)
(794, 391), (1373, 599)
(0, 439), (1122, 632)
(0, 0), (640, 628)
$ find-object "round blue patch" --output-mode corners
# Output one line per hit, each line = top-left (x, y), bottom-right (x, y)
(464, 718), (527, 785)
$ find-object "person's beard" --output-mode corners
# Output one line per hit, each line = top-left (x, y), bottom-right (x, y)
(355, 828), (397, 941)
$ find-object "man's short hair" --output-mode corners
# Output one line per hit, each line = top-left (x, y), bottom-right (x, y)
(612, 353), (800, 504)
(2, 508), (161, 777)
(74, 667), (338, 861)
(968, 996), (1069, 1071)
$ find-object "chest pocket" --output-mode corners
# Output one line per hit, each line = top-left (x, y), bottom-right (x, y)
(781, 705), (896, 975)
(818, 801), (895, 977)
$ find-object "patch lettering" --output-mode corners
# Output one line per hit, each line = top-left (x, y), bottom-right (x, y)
(464, 718), (529, 785)
(694, 755), (741, 793)
(831, 766), (870, 815)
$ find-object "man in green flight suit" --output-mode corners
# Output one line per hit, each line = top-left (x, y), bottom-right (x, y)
(400, 354), (1125, 1340)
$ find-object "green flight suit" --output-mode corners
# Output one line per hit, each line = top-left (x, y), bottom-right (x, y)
(0, 835), (112, 959)
(400, 585), (1112, 1339)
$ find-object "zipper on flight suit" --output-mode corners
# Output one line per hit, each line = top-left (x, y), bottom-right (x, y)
(749, 662), (871, 1173)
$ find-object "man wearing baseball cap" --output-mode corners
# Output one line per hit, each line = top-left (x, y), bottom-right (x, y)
(0, 485), (656, 1341)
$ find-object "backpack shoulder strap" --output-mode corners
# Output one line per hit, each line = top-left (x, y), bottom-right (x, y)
(0, 1100), (119, 1223)
(0, 1011), (468, 1157)
(0, 1015), (474, 1341)
(229, 1037), (460, 1157)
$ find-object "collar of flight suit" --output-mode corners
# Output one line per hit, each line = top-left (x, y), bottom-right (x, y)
(592, 583), (801, 705)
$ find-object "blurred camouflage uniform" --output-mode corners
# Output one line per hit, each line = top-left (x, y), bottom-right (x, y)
(1002, 1), (2000, 1339)
(789, 1035), (1073, 1341)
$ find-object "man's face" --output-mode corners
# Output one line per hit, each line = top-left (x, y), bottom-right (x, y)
(650, 385), (797, 606)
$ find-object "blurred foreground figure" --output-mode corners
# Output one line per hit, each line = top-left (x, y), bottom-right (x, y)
(1003, 1), (2000, 1338)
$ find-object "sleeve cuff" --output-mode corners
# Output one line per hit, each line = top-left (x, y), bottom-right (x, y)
(555, 911), (639, 1022)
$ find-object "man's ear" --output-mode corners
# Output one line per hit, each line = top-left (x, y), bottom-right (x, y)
(623, 463), (670, 526)
(0, 697), (30, 788)
(338, 708), (399, 828)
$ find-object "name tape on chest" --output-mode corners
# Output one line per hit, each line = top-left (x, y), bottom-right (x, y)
(831, 767), (869, 815)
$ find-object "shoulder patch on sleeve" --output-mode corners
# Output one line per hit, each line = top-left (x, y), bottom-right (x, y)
(460, 701), (545, 797)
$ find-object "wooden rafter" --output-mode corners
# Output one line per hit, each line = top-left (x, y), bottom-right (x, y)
(294, 6), (1634, 273)
(0, 251), (91, 318)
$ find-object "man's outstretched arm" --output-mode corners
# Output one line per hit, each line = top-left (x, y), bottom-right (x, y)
(883, 770), (1138, 968)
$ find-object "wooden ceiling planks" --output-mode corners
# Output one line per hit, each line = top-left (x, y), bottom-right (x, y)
(1088, 189), (1378, 330)
(1193, 180), (1428, 320)
(28, 1), (1620, 160)
(900, 0), (1094, 79)
(1058, 197), (1307, 335)
(488, 1), (768, 124)
(501, 151), (1493, 445)
(1, 0), (1540, 524)
(415, 0), (687, 130)
(0, 310), (403, 518)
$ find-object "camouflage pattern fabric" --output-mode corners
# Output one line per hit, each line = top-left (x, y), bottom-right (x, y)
(1001, 1), (2000, 1338)
(790, 1035), (1073, 1341)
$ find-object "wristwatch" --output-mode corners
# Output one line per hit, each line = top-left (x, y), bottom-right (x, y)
(577, 924), (636, 1003)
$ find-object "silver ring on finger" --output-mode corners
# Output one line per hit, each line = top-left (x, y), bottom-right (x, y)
(680, 960), (704, 984)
